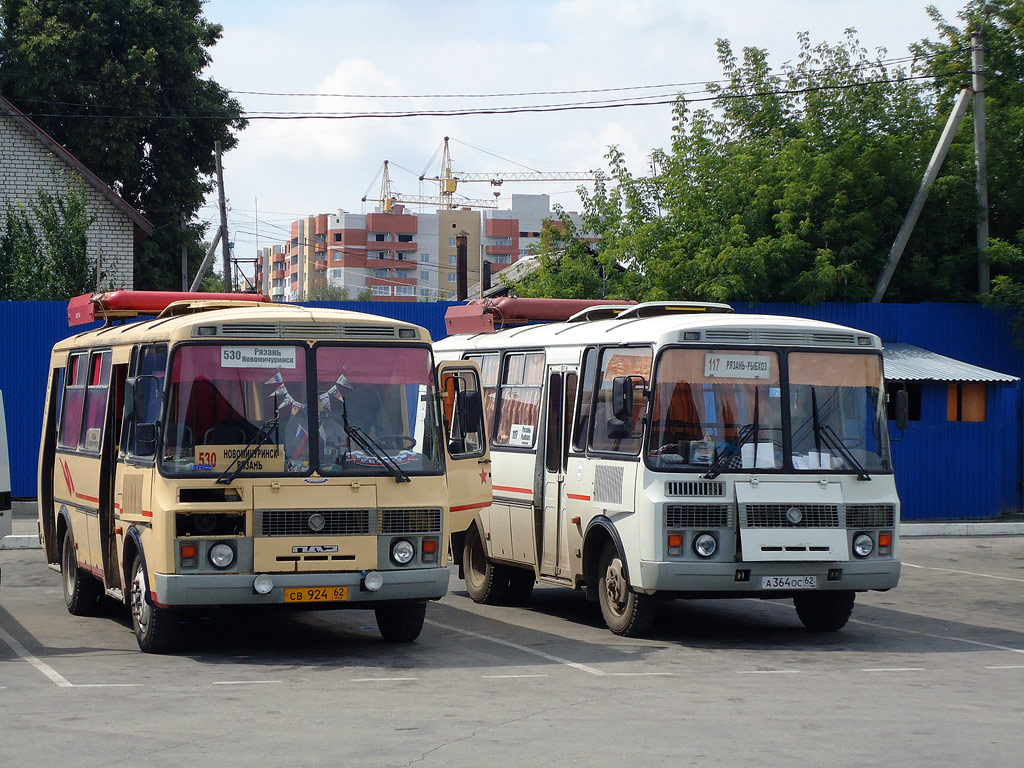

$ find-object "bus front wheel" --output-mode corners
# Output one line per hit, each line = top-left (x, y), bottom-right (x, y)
(597, 542), (656, 637)
(375, 601), (426, 642)
(463, 524), (507, 604)
(62, 527), (100, 616)
(129, 552), (178, 653)
(794, 591), (855, 631)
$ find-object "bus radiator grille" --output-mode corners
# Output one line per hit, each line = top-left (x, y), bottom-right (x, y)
(665, 480), (725, 497)
(259, 509), (372, 536)
(845, 504), (896, 528)
(743, 504), (840, 528)
(665, 504), (732, 528)
(380, 508), (442, 534)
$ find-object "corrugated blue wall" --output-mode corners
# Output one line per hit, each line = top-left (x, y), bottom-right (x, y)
(2, 299), (1021, 520)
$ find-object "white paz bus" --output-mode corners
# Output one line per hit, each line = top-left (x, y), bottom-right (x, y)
(39, 291), (489, 651)
(436, 299), (902, 636)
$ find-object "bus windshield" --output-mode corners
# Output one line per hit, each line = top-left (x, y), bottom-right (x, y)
(161, 343), (443, 477)
(788, 351), (890, 473)
(647, 347), (890, 473)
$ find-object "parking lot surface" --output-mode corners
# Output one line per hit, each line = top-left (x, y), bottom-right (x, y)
(1, 535), (1022, 768)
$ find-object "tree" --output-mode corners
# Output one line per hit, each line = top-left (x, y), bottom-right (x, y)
(0, 0), (247, 289)
(515, 20), (986, 304)
(0, 177), (96, 299)
(356, 287), (374, 302)
(307, 278), (350, 301)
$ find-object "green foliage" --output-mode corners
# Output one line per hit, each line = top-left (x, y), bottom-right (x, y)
(0, 179), (96, 299)
(356, 287), (374, 302)
(512, 13), (1009, 305)
(0, 0), (247, 289)
(307, 279), (350, 301)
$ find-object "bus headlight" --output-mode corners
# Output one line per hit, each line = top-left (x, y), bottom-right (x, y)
(253, 574), (274, 594)
(363, 571), (384, 591)
(693, 533), (717, 558)
(209, 542), (236, 569)
(391, 539), (415, 565)
(853, 533), (874, 558)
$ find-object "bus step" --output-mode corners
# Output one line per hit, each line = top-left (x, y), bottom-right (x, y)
(105, 587), (124, 602)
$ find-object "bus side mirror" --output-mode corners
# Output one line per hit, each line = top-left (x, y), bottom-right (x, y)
(454, 389), (483, 436)
(123, 379), (136, 421)
(611, 376), (634, 421)
(894, 389), (909, 431)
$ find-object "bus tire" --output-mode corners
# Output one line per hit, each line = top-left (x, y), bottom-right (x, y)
(463, 523), (507, 604)
(61, 527), (100, 616)
(598, 542), (656, 637)
(130, 552), (178, 653)
(504, 567), (535, 605)
(375, 601), (427, 642)
(794, 591), (855, 631)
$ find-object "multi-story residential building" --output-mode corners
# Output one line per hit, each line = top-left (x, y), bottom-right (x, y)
(254, 194), (575, 302)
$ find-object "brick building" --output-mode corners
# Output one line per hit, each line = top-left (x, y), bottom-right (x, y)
(0, 95), (151, 289)
(256, 194), (579, 302)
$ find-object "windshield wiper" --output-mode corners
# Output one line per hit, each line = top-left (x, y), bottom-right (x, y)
(216, 402), (280, 485)
(339, 397), (410, 483)
(704, 388), (760, 480)
(810, 388), (870, 481)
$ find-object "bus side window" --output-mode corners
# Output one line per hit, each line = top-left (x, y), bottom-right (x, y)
(572, 348), (597, 452)
(58, 352), (88, 450)
(80, 350), (111, 453)
(122, 344), (167, 461)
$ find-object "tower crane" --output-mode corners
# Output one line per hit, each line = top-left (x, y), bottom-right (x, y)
(419, 137), (597, 208)
(361, 160), (498, 212)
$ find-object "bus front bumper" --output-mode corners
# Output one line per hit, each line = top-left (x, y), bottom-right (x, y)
(153, 567), (450, 607)
(636, 559), (900, 597)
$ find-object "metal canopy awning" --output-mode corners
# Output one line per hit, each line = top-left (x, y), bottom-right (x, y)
(882, 343), (1019, 383)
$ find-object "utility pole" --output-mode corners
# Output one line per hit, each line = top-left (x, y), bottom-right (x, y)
(215, 142), (232, 292)
(180, 213), (188, 291)
(872, 88), (973, 302)
(972, 28), (990, 293)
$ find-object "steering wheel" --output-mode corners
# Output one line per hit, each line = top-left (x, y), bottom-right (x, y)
(377, 434), (416, 451)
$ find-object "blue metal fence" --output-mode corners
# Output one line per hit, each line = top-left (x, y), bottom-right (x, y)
(2, 299), (1021, 519)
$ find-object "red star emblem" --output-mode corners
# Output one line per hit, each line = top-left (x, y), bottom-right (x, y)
(479, 468), (489, 484)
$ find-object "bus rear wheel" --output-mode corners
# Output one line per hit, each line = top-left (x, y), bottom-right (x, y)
(598, 542), (656, 637)
(61, 527), (100, 616)
(375, 601), (427, 642)
(794, 591), (855, 631)
(130, 552), (178, 653)
(463, 524), (507, 604)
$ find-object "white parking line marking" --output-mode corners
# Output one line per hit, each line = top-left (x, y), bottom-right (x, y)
(211, 680), (282, 686)
(351, 677), (417, 682)
(0, 626), (72, 688)
(903, 562), (1024, 583)
(427, 619), (606, 676)
(849, 619), (1024, 655)
(482, 674), (549, 679)
(737, 670), (801, 674)
(986, 665), (1024, 669)
(861, 667), (926, 672)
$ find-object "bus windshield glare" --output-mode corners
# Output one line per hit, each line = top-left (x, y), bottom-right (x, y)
(648, 348), (890, 473)
(161, 344), (443, 477)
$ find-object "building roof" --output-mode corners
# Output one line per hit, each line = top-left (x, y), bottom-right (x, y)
(883, 343), (1018, 383)
(0, 95), (153, 237)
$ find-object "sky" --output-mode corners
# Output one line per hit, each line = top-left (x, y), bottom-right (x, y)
(197, 0), (969, 269)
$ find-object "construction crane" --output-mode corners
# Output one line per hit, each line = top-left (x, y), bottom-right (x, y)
(419, 137), (597, 209)
(361, 160), (499, 212)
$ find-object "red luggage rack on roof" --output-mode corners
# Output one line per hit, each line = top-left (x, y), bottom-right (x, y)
(67, 290), (271, 327)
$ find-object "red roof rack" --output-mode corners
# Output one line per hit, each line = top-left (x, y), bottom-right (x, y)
(68, 290), (271, 326)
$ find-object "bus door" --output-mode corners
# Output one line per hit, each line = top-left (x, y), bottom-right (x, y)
(540, 366), (577, 578)
(437, 362), (491, 535)
(98, 359), (128, 591)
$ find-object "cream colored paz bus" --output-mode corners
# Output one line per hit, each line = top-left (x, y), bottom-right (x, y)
(39, 291), (489, 652)
(435, 299), (903, 636)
